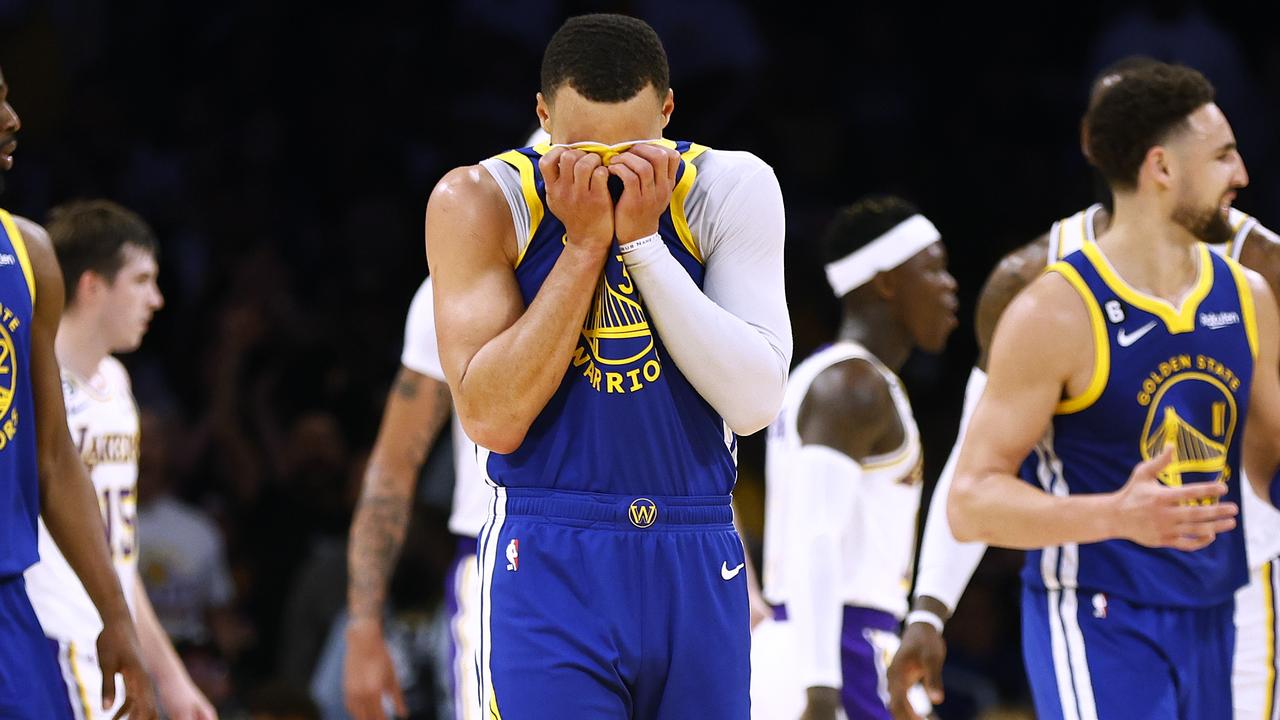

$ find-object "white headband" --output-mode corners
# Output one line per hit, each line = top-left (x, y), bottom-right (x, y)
(824, 214), (941, 297)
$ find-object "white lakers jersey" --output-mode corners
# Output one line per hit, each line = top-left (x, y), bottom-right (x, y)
(26, 356), (140, 643)
(1047, 204), (1280, 568)
(400, 278), (488, 538)
(762, 342), (924, 619)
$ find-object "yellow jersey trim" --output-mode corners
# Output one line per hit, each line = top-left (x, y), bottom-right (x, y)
(1081, 242), (1212, 334)
(670, 142), (710, 264)
(1226, 257), (1259, 360)
(1049, 262), (1110, 414)
(0, 209), (36, 303)
(1265, 561), (1277, 720)
(494, 150), (545, 269)
(67, 641), (94, 720)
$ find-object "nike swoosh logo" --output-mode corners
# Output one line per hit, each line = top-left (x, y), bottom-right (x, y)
(1117, 321), (1158, 348)
(721, 562), (745, 580)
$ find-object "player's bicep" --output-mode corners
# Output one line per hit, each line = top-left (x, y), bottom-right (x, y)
(424, 167), (523, 393)
(14, 217), (74, 470)
(959, 282), (1076, 480)
(1244, 272), (1280, 477)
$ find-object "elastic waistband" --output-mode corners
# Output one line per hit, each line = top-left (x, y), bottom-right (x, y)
(495, 488), (733, 529)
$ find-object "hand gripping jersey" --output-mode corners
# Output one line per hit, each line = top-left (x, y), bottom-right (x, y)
(477, 140), (738, 496)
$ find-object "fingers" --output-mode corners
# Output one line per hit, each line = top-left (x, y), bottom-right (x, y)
(628, 143), (681, 184)
(392, 679), (409, 717)
(609, 151), (656, 194)
(538, 146), (565, 184)
(925, 659), (946, 704)
(608, 161), (641, 199)
(1165, 481), (1230, 505)
(110, 695), (131, 720)
(573, 152), (602, 189)
(1133, 445), (1175, 481)
(99, 659), (117, 711)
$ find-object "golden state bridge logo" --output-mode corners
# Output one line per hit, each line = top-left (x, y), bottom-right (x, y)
(0, 312), (19, 452)
(1137, 354), (1242, 499)
(571, 253), (663, 394)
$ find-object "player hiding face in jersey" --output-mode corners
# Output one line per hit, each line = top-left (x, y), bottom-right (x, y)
(753, 196), (955, 720)
(949, 62), (1280, 718)
(427, 13), (790, 719)
(0, 67), (156, 720)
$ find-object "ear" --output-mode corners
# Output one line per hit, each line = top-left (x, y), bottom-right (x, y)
(535, 92), (551, 135)
(870, 270), (896, 301)
(660, 88), (674, 129)
(1139, 144), (1175, 191)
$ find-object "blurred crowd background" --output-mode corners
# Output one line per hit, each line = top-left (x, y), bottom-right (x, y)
(3, 1), (1279, 717)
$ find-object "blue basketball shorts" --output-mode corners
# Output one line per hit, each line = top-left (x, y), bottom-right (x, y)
(0, 575), (74, 719)
(473, 488), (750, 719)
(1022, 584), (1234, 720)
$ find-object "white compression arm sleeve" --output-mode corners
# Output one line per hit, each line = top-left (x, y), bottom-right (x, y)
(620, 161), (791, 435)
(912, 366), (990, 614)
(786, 444), (861, 690)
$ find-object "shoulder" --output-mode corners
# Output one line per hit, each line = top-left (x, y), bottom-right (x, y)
(975, 233), (1052, 363)
(693, 148), (777, 196)
(797, 356), (895, 453)
(9, 214), (53, 268)
(999, 266), (1093, 344)
(425, 164), (516, 262)
(99, 355), (133, 393)
(428, 164), (508, 213)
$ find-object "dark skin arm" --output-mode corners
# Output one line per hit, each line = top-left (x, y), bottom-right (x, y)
(1237, 225), (1280, 322)
(345, 367), (452, 720)
(15, 216), (156, 720)
(795, 359), (900, 720)
(973, 234), (1050, 370)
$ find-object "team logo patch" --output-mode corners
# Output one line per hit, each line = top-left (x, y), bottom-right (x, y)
(570, 255), (665, 394)
(628, 498), (658, 528)
(1138, 354), (1243, 498)
(0, 312), (19, 452)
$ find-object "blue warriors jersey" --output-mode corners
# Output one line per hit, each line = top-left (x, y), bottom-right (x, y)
(1022, 242), (1255, 607)
(482, 140), (738, 496)
(0, 209), (39, 578)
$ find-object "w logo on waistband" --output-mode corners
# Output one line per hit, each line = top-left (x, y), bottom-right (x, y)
(629, 498), (658, 528)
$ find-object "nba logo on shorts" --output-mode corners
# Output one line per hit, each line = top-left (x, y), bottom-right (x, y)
(1092, 592), (1108, 619)
(506, 539), (519, 571)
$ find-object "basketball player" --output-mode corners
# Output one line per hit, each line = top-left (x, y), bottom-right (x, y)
(947, 62), (1280, 718)
(0, 68), (156, 720)
(887, 59), (1280, 720)
(428, 13), (790, 718)
(753, 196), (954, 720)
(23, 200), (216, 719)
(343, 274), (482, 720)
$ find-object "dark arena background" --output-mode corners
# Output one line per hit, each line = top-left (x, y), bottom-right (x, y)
(2, 1), (1277, 718)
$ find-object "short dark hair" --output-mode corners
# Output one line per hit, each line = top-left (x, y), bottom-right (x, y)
(46, 199), (158, 304)
(1083, 63), (1215, 191)
(822, 195), (921, 267)
(541, 14), (669, 103)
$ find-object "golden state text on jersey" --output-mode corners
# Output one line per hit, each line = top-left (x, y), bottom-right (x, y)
(1021, 242), (1256, 607)
(482, 140), (737, 496)
(0, 209), (39, 577)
